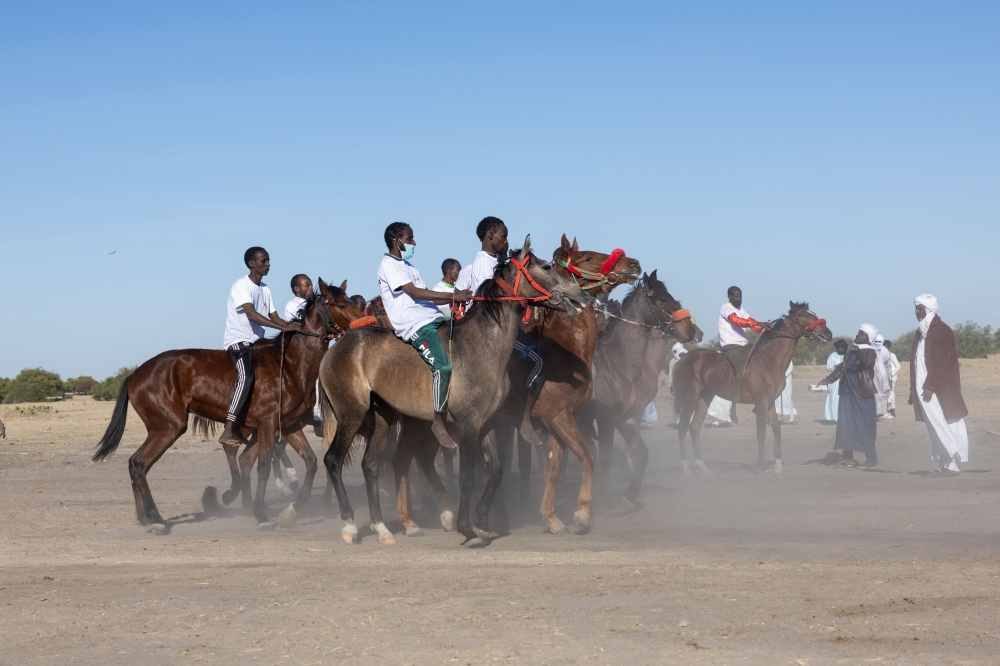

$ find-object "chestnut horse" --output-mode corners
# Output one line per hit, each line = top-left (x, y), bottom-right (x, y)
(317, 237), (590, 547)
(391, 236), (641, 537)
(92, 280), (365, 531)
(578, 271), (703, 512)
(673, 302), (831, 474)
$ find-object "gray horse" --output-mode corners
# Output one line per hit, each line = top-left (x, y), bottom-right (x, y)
(317, 237), (590, 547)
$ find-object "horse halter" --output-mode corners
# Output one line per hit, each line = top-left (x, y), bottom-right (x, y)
(774, 309), (827, 341)
(557, 247), (627, 295)
(453, 253), (557, 323)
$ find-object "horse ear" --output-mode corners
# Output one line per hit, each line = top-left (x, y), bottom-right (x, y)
(520, 235), (532, 257)
(571, 237), (579, 252)
(318, 278), (328, 293)
(340, 280), (347, 292)
(649, 269), (658, 283)
(789, 300), (797, 311)
(560, 234), (571, 253)
(642, 271), (648, 281)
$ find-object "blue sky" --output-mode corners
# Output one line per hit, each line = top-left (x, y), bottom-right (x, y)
(1, 2), (997, 379)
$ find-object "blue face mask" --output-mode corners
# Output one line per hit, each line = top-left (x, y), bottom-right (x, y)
(399, 242), (416, 261)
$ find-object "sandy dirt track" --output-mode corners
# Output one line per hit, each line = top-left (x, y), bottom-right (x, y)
(2, 358), (999, 664)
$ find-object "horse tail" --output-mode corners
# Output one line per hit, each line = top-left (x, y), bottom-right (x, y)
(93, 375), (132, 461)
(320, 385), (337, 449)
(192, 415), (217, 441)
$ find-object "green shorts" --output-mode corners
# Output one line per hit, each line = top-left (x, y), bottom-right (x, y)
(410, 318), (451, 413)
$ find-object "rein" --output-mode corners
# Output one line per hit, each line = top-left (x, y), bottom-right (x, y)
(452, 253), (556, 324)
(600, 295), (691, 338)
(741, 312), (827, 374)
(556, 247), (626, 295)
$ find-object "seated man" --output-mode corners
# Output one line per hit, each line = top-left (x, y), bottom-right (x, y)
(377, 222), (471, 449)
(717, 286), (764, 424)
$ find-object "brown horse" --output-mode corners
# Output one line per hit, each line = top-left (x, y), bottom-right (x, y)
(92, 280), (365, 531)
(578, 271), (702, 512)
(391, 236), (641, 537)
(318, 237), (590, 547)
(673, 302), (831, 474)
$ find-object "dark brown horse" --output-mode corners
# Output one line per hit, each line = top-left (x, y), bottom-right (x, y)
(92, 280), (365, 531)
(391, 236), (642, 537)
(577, 271), (702, 512)
(673, 302), (831, 474)
(318, 237), (590, 547)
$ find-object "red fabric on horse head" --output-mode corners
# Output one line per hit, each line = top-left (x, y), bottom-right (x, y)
(808, 318), (827, 331)
(599, 249), (625, 275)
(350, 316), (378, 329)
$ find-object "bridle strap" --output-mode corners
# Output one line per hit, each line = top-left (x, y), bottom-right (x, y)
(453, 254), (555, 322)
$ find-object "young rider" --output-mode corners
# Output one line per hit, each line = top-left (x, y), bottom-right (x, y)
(718, 285), (766, 424)
(432, 258), (461, 317)
(220, 247), (301, 446)
(377, 222), (472, 450)
(455, 216), (545, 446)
(284, 273), (313, 321)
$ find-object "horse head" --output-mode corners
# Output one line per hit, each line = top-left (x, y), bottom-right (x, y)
(551, 234), (642, 296)
(630, 270), (704, 343)
(507, 235), (591, 317)
(317, 278), (368, 333)
(783, 301), (831, 342)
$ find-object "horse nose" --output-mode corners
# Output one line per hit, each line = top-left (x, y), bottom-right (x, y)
(628, 259), (639, 269)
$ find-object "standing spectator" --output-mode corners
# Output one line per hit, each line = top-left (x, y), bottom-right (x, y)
(884, 340), (900, 418)
(822, 339), (849, 423)
(775, 361), (797, 424)
(872, 333), (893, 420)
(910, 294), (969, 474)
(817, 324), (880, 468)
(668, 342), (687, 424)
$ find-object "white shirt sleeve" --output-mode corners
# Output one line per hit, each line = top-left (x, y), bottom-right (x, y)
(231, 278), (254, 310)
(380, 259), (414, 293)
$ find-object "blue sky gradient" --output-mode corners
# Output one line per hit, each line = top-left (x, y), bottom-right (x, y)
(1, 2), (997, 378)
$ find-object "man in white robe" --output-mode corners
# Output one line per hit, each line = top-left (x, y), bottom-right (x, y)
(911, 294), (969, 473)
(884, 340), (901, 417)
(823, 340), (848, 422)
(775, 361), (796, 423)
(872, 333), (892, 418)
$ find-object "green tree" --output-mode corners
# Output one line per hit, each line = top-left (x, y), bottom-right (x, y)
(0, 377), (10, 403)
(66, 376), (97, 395)
(92, 366), (137, 401)
(4, 368), (64, 404)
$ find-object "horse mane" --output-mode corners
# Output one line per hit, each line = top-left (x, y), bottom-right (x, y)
(622, 274), (679, 311)
(252, 289), (334, 352)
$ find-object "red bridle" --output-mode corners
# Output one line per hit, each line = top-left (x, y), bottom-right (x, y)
(453, 253), (555, 323)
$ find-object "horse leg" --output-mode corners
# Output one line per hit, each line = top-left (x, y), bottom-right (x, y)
(277, 428), (318, 527)
(393, 423), (422, 537)
(251, 426), (277, 524)
(539, 433), (568, 534)
(128, 426), (184, 531)
(615, 417), (647, 511)
(548, 411), (594, 534)
(767, 402), (783, 474)
(471, 429), (503, 546)
(442, 447), (456, 487)
(221, 442), (242, 505)
(689, 394), (711, 475)
(237, 436), (259, 512)
(517, 425), (533, 515)
(456, 436), (479, 544)
(324, 412), (366, 545)
(361, 424), (394, 545)
(413, 427), (454, 532)
(755, 402), (768, 467)
(594, 416), (614, 510)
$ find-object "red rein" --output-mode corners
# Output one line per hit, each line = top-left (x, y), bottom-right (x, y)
(453, 254), (554, 323)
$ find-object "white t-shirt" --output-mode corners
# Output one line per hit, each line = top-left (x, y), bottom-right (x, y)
(455, 250), (499, 295)
(377, 255), (444, 341)
(431, 280), (455, 318)
(284, 296), (307, 321)
(718, 302), (752, 347)
(224, 276), (276, 348)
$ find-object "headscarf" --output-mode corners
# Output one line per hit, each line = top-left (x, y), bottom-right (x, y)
(857, 324), (890, 394)
(672, 342), (687, 360)
(915, 294), (938, 336)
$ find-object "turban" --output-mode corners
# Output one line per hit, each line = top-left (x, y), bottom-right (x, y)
(672, 342), (687, 360)
(859, 323), (879, 346)
(915, 294), (938, 315)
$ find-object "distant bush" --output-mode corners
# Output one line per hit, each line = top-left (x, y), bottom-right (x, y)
(0, 377), (10, 402)
(893, 322), (1000, 362)
(66, 376), (97, 395)
(91, 366), (137, 401)
(4, 368), (64, 404)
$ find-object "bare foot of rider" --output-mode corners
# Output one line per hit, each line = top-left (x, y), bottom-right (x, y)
(218, 422), (248, 447)
(431, 412), (459, 449)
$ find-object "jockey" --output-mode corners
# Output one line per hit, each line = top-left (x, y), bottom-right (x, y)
(284, 273), (313, 321)
(377, 222), (472, 450)
(455, 216), (545, 446)
(718, 285), (765, 424)
(432, 258), (461, 318)
(220, 246), (300, 447)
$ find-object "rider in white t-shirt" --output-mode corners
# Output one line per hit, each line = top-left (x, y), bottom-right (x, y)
(284, 273), (313, 321)
(718, 285), (765, 423)
(377, 222), (472, 450)
(432, 258), (461, 317)
(219, 247), (300, 447)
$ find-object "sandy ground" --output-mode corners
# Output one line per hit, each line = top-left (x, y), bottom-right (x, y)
(2, 357), (1000, 665)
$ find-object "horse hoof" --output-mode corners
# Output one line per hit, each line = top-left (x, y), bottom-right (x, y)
(440, 510), (455, 532)
(548, 523), (569, 536)
(277, 504), (297, 528)
(341, 530), (358, 545)
(695, 460), (711, 476)
(773, 459), (783, 474)
(572, 520), (590, 535)
(681, 462), (693, 477)
(147, 523), (168, 535)
(379, 533), (397, 545)
(472, 526), (493, 544)
(221, 489), (238, 505)
(405, 525), (423, 537)
(463, 537), (489, 548)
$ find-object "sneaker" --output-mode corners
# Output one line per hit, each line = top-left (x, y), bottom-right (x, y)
(860, 461), (879, 469)
(830, 459), (856, 469)
(882, 414), (894, 420)
(946, 461), (960, 474)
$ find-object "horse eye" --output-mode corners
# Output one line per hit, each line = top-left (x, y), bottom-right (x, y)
(542, 264), (551, 270)
(338, 304), (346, 309)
